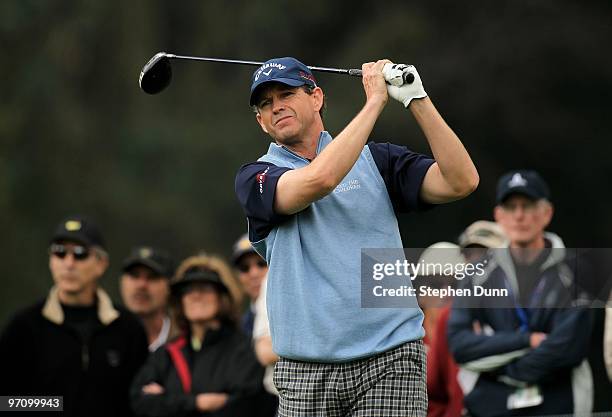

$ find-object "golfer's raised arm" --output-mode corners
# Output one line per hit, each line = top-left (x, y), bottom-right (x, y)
(274, 60), (389, 215)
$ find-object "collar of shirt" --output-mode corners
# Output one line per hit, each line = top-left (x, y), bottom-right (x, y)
(149, 315), (171, 352)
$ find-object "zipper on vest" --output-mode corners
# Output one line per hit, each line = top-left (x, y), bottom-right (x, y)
(81, 344), (90, 371)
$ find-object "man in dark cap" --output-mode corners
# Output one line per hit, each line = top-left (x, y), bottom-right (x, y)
(494, 170), (553, 253)
(448, 171), (594, 416)
(0, 215), (148, 417)
(120, 246), (175, 351)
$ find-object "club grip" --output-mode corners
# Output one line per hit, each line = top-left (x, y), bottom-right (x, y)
(347, 68), (414, 84)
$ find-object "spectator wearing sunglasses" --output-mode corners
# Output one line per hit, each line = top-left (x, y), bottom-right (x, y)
(232, 234), (268, 337)
(120, 246), (176, 351)
(232, 235), (279, 414)
(0, 215), (149, 417)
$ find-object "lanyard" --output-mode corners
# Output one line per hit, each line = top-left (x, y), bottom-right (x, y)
(504, 275), (548, 333)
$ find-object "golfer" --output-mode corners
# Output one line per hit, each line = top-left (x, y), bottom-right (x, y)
(235, 57), (479, 416)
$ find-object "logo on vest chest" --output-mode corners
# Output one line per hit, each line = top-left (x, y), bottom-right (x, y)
(333, 179), (361, 194)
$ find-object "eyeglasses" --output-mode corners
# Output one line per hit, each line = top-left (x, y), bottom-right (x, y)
(237, 259), (267, 273)
(49, 243), (91, 261)
(500, 200), (538, 213)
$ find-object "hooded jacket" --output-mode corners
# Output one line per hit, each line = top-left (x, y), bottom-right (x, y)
(448, 233), (593, 417)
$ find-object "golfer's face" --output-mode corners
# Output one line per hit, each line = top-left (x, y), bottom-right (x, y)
(255, 84), (318, 145)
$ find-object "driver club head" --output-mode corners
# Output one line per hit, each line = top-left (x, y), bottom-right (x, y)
(139, 52), (172, 94)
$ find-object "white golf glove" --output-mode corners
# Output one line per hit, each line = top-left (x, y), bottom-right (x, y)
(382, 63), (427, 107)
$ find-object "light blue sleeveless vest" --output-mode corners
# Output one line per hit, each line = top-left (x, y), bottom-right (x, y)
(254, 131), (424, 362)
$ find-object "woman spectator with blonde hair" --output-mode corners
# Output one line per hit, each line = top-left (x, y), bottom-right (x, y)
(131, 254), (264, 417)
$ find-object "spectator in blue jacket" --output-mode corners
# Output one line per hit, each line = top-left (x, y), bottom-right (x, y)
(448, 170), (593, 416)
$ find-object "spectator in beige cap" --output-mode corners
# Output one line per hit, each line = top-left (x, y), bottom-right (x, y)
(458, 220), (507, 263)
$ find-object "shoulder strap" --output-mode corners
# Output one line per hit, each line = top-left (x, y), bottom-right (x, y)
(165, 336), (191, 393)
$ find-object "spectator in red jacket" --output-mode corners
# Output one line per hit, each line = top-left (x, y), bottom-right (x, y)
(421, 222), (507, 417)
(414, 242), (465, 417)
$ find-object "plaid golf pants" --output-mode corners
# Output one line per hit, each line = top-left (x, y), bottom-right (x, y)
(273, 340), (427, 417)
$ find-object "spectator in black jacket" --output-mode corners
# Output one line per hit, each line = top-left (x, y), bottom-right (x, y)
(448, 171), (593, 416)
(120, 246), (176, 352)
(130, 253), (265, 417)
(0, 215), (149, 417)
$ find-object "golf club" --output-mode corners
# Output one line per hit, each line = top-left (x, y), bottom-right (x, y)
(139, 52), (414, 95)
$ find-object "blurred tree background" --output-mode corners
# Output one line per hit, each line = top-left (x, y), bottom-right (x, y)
(1, 0), (611, 325)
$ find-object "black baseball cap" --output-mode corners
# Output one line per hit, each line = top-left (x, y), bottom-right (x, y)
(171, 267), (229, 295)
(231, 233), (259, 265)
(50, 215), (106, 249)
(496, 170), (550, 204)
(249, 57), (317, 106)
(122, 246), (175, 278)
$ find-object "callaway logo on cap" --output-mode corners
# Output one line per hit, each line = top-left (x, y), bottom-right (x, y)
(254, 62), (287, 81)
(250, 57), (317, 105)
